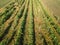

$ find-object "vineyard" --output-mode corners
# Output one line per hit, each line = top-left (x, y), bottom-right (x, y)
(0, 0), (60, 45)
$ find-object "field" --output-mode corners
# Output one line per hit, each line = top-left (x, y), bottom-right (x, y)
(0, 0), (60, 45)
(0, 0), (15, 8)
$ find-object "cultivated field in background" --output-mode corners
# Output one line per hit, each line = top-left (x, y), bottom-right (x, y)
(0, 0), (60, 45)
